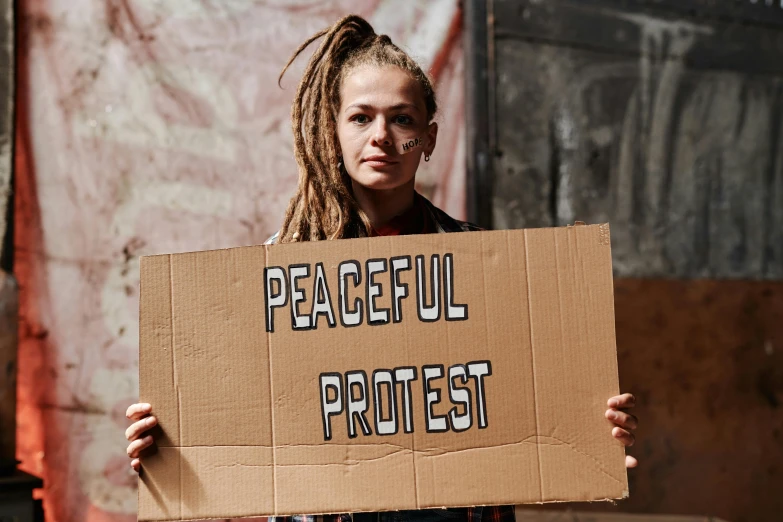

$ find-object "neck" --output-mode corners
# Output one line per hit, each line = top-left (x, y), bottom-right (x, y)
(351, 179), (416, 230)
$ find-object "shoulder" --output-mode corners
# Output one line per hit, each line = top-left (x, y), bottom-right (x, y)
(264, 231), (280, 245)
(265, 195), (484, 243)
(418, 193), (484, 233)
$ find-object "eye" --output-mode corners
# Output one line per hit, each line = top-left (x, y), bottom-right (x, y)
(393, 114), (413, 125)
(350, 114), (370, 124)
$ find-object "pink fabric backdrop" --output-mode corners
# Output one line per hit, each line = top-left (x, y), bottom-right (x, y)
(15, 1), (466, 521)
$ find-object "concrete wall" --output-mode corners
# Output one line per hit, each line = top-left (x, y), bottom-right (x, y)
(0, 0), (12, 269)
(479, 1), (783, 521)
(0, 0), (14, 470)
(489, 0), (783, 279)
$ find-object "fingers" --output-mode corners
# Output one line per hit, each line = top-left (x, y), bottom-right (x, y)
(608, 393), (638, 466)
(126, 403), (152, 421)
(127, 435), (154, 459)
(125, 415), (158, 442)
(612, 426), (635, 447)
(608, 393), (636, 409)
(126, 403), (156, 472)
(605, 409), (638, 430)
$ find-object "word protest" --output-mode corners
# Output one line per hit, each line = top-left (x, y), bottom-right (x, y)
(319, 361), (492, 440)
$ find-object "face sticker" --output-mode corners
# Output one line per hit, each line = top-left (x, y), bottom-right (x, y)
(395, 136), (425, 155)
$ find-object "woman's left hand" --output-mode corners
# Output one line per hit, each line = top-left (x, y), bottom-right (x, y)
(606, 393), (638, 468)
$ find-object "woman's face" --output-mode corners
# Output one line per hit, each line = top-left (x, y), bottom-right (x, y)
(336, 65), (437, 192)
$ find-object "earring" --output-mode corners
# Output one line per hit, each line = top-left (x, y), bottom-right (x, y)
(424, 154), (431, 162)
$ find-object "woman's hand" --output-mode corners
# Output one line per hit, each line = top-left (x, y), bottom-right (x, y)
(125, 403), (158, 473)
(606, 393), (638, 468)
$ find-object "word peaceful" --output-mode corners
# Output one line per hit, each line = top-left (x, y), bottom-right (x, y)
(319, 361), (493, 440)
(263, 254), (469, 332)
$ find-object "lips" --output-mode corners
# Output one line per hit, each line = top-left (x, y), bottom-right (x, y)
(362, 155), (398, 166)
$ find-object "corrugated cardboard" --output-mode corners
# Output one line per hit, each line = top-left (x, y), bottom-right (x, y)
(138, 224), (628, 521)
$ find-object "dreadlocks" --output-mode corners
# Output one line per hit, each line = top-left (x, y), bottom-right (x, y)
(276, 14), (438, 243)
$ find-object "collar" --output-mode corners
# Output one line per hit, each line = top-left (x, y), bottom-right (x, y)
(369, 192), (435, 237)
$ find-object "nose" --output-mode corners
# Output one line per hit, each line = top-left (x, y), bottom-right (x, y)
(371, 119), (392, 147)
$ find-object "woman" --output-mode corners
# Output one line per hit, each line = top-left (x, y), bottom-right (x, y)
(125, 14), (638, 522)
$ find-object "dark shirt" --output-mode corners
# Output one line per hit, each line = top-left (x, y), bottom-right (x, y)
(369, 193), (436, 237)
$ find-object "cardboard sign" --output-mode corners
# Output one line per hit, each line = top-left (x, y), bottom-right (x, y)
(138, 225), (628, 521)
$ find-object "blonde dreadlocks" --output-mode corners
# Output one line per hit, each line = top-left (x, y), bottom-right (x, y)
(276, 15), (438, 243)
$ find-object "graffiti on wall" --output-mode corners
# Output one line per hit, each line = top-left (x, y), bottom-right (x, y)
(491, 0), (783, 279)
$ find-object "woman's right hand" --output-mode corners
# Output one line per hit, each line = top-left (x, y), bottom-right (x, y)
(125, 403), (158, 473)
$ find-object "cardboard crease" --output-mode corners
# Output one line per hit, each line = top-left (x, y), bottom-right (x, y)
(167, 254), (184, 520)
(522, 230), (545, 503)
(263, 244), (278, 513)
